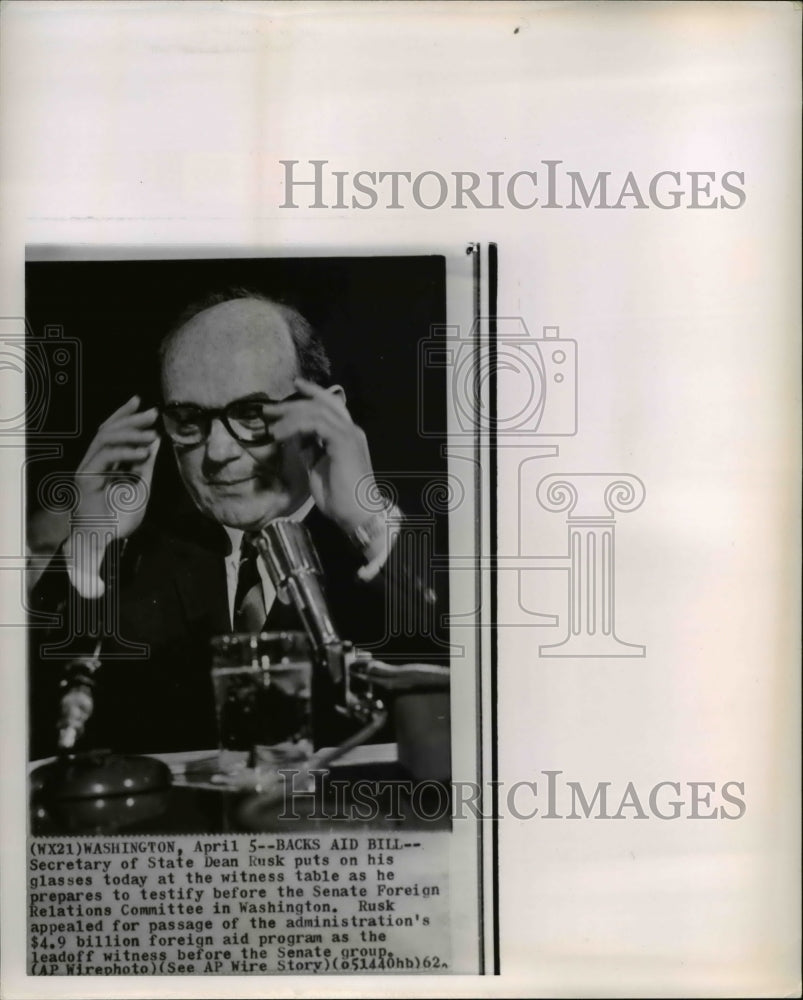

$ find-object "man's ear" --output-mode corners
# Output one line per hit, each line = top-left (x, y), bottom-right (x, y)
(328, 384), (347, 406)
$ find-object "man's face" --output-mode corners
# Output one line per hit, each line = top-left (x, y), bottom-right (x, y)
(160, 299), (311, 531)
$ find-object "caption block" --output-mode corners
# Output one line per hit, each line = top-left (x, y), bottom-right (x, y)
(28, 832), (451, 975)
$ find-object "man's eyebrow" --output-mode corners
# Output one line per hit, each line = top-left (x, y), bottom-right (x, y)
(161, 399), (201, 410)
(235, 391), (305, 404)
(161, 392), (294, 410)
(233, 392), (275, 403)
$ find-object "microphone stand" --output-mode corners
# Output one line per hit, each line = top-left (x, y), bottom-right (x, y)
(237, 519), (451, 824)
(32, 644), (172, 811)
(254, 519), (386, 747)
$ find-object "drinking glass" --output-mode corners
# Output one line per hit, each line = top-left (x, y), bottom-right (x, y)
(210, 631), (313, 783)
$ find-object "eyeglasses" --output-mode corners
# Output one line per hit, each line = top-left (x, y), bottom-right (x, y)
(160, 392), (303, 446)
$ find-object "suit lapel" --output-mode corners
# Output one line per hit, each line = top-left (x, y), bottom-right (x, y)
(156, 507), (356, 640)
(166, 525), (231, 638)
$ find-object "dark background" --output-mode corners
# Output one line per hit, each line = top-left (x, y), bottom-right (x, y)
(25, 255), (448, 551)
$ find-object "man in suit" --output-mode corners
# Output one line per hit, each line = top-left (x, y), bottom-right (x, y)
(30, 291), (445, 757)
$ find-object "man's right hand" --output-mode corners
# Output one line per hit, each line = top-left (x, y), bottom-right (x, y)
(65, 397), (161, 595)
(75, 394), (161, 534)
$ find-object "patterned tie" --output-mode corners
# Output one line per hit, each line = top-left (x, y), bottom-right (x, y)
(232, 534), (266, 634)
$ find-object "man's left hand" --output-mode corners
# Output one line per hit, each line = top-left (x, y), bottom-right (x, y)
(263, 377), (379, 535)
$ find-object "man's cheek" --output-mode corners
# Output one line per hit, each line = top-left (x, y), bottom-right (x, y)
(178, 455), (207, 489)
(251, 443), (282, 472)
(175, 463), (208, 509)
(273, 444), (309, 485)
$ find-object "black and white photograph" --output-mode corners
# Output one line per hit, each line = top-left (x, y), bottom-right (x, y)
(21, 249), (485, 972)
(1, 2), (800, 997)
(25, 254), (454, 818)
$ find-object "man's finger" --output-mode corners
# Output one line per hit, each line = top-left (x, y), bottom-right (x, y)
(261, 397), (350, 431)
(91, 426), (159, 448)
(268, 409), (345, 445)
(293, 378), (350, 415)
(99, 408), (159, 433)
(86, 445), (155, 471)
(80, 441), (149, 473)
(79, 408), (159, 470)
(123, 407), (160, 429)
(100, 394), (141, 426)
(138, 435), (161, 485)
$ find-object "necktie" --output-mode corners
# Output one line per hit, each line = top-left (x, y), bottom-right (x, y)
(232, 535), (266, 633)
(232, 533), (303, 633)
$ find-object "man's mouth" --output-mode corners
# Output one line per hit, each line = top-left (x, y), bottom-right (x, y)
(207, 469), (285, 490)
(207, 476), (255, 487)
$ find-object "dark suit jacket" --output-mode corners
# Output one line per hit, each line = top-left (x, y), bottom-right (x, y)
(29, 505), (449, 758)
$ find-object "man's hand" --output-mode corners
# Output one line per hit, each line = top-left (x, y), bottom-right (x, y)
(264, 378), (378, 535)
(72, 394), (160, 542)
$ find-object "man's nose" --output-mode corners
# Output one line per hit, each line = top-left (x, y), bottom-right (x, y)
(204, 416), (241, 463)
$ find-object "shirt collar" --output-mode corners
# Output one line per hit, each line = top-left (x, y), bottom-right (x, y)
(222, 496), (316, 559)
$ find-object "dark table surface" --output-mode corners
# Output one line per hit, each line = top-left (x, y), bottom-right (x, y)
(30, 745), (452, 836)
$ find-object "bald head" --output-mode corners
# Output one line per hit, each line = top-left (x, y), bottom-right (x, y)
(159, 295), (315, 530)
(161, 298), (299, 403)
(159, 290), (331, 393)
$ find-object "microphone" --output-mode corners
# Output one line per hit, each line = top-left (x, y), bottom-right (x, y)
(37, 646), (172, 811)
(254, 520), (344, 685)
(56, 653), (101, 750)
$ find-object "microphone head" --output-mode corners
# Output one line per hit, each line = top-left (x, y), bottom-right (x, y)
(254, 520), (341, 653)
(254, 520), (322, 590)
